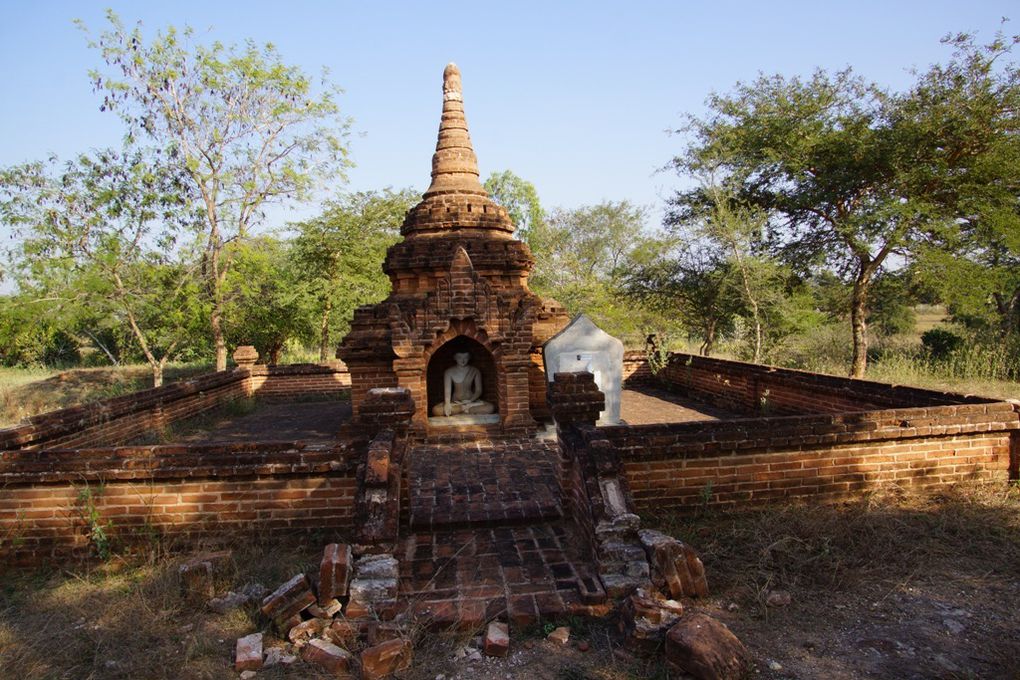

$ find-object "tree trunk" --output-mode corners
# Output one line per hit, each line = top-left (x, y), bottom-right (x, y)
(211, 304), (227, 371)
(850, 279), (869, 378)
(269, 343), (282, 366)
(319, 299), (333, 361)
(701, 320), (717, 356)
(151, 361), (164, 388)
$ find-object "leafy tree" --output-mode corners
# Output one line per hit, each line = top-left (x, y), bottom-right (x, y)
(81, 11), (352, 371)
(671, 29), (1020, 376)
(529, 200), (665, 339)
(667, 178), (793, 362)
(484, 170), (545, 243)
(0, 148), (206, 385)
(223, 237), (314, 365)
(626, 241), (743, 356)
(291, 188), (415, 360)
(903, 31), (1020, 337)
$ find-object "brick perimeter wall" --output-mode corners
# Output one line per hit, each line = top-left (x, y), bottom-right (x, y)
(0, 363), (351, 451)
(601, 401), (1019, 514)
(622, 351), (654, 387)
(655, 352), (994, 416)
(0, 442), (357, 565)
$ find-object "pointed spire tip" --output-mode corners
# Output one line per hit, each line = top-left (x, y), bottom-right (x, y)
(443, 63), (462, 97)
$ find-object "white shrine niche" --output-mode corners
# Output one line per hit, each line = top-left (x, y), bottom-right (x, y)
(542, 314), (624, 425)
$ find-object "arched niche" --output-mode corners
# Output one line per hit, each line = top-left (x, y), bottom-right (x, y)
(426, 335), (499, 417)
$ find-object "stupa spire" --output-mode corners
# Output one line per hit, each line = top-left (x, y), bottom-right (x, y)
(400, 63), (514, 236)
(424, 63), (485, 196)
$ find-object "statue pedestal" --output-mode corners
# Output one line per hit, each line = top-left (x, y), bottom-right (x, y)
(428, 414), (501, 427)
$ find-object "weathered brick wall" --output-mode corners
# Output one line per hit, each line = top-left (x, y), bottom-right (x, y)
(247, 363), (351, 400)
(655, 352), (990, 416)
(602, 402), (1019, 514)
(622, 351), (654, 386)
(0, 363), (351, 451)
(0, 442), (357, 565)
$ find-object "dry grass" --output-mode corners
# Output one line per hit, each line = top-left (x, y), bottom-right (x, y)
(654, 483), (1020, 600)
(0, 539), (331, 680)
(3, 485), (1019, 679)
(0, 364), (212, 428)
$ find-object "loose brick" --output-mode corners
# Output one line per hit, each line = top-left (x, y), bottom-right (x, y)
(665, 613), (749, 679)
(235, 633), (263, 672)
(484, 621), (510, 657)
(261, 574), (315, 624)
(319, 543), (353, 605)
(302, 638), (352, 677)
(360, 638), (413, 680)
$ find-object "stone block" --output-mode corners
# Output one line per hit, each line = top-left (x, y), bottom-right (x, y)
(178, 551), (231, 603)
(484, 621), (510, 657)
(366, 441), (391, 485)
(327, 619), (360, 648)
(302, 638), (353, 677)
(319, 544), (353, 605)
(620, 588), (684, 656)
(355, 554), (399, 580)
(547, 626), (570, 645)
(665, 613), (750, 680)
(349, 578), (398, 606)
(600, 573), (648, 599)
(232, 345), (259, 368)
(577, 574), (608, 605)
(234, 633), (263, 672)
(287, 617), (329, 644)
(639, 529), (710, 599)
(261, 573), (315, 624)
(360, 638), (413, 680)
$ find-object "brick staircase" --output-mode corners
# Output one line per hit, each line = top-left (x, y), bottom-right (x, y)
(406, 437), (563, 530)
(395, 435), (609, 628)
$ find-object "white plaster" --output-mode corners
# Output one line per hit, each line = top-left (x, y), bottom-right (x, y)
(543, 313), (624, 425)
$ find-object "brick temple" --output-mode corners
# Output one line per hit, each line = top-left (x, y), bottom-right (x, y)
(338, 63), (568, 436)
(2, 62), (1018, 680)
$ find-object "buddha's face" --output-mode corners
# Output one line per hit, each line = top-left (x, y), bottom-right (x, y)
(454, 352), (470, 367)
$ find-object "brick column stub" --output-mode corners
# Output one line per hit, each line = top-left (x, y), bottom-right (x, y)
(548, 371), (606, 428)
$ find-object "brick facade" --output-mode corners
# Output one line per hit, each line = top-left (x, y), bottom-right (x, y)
(338, 63), (568, 436)
(0, 441), (357, 565)
(655, 352), (992, 416)
(601, 353), (1020, 514)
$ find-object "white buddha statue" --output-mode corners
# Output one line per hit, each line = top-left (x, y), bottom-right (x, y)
(431, 351), (496, 417)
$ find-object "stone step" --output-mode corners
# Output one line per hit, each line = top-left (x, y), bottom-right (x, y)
(408, 499), (562, 531)
(407, 437), (563, 530)
(395, 522), (610, 630)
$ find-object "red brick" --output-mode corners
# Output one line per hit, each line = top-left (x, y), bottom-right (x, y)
(318, 543), (353, 606)
(360, 639), (412, 680)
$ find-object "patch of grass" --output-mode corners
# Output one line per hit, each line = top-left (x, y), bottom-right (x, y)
(0, 362), (213, 428)
(651, 483), (1020, 605)
(0, 540), (329, 680)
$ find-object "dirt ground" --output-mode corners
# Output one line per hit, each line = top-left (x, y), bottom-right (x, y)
(2, 484), (1018, 680)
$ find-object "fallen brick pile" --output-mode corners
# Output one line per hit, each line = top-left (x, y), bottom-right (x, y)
(177, 543), (410, 679)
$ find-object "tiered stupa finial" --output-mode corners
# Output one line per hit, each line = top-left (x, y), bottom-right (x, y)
(424, 63), (484, 196)
(401, 63), (514, 237)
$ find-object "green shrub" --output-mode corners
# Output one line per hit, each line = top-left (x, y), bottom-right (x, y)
(921, 328), (964, 360)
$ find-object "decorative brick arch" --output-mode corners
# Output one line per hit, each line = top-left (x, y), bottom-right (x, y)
(421, 320), (503, 427)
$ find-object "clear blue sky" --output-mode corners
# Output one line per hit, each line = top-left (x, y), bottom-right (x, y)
(1, 1), (1015, 227)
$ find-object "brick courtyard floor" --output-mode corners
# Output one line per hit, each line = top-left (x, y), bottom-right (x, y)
(168, 400), (350, 443)
(407, 437), (562, 530)
(620, 385), (738, 424)
(397, 521), (600, 629)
